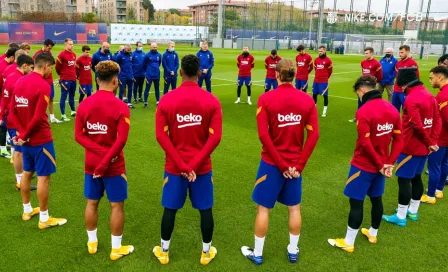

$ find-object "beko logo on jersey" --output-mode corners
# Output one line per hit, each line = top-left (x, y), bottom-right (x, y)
(363, 68), (371, 74)
(177, 113), (202, 128)
(269, 64), (277, 68)
(68, 60), (75, 66)
(15, 96), (28, 107)
(424, 118), (433, 129)
(376, 123), (393, 136)
(278, 113), (302, 127)
(241, 61), (249, 65)
(316, 64), (325, 69)
(297, 62), (305, 67)
(84, 65), (91, 71)
(87, 121), (108, 134)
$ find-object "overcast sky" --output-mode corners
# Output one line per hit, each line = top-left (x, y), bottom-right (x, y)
(151, 0), (448, 15)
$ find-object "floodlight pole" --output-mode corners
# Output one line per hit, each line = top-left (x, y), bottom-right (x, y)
(317, 0), (325, 47)
(308, 0), (318, 49)
(217, 0), (224, 39)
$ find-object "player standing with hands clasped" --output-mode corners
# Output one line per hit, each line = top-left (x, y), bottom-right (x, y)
(235, 46), (255, 105)
(328, 75), (402, 253)
(241, 59), (319, 265)
(382, 67), (441, 227)
(153, 55), (222, 265)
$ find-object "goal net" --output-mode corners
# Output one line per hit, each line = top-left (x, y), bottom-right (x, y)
(344, 34), (407, 56)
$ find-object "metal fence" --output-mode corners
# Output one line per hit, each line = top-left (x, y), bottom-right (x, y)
(201, 0), (447, 55)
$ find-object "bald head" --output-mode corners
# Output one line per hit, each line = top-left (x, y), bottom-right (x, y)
(124, 44), (132, 54)
(101, 42), (110, 53)
(151, 43), (158, 51)
(385, 48), (393, 58)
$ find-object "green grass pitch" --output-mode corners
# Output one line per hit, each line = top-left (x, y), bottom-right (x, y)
(1, 44), (447, 271)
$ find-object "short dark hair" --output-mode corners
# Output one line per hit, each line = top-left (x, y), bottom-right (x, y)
(319, 45), (326, 50)
(271, 49), (277, 55)
(8, 43), (19, 49)
(6, 48), (18, 58)
(399, 45), (410, 51)
(136, 41), (142, 46)
(181, 54), (200, 77)
(364, 47), (374, 53)
(296, 44), (305, 51)
(96, 61), (120, 82)
(353, 75), (377, 92)
(64, 38), (73, 43)
(438, 54), (448, 65)
(35, 52), (55, 67)
(430, 65), (448, 78)
(17, 54), (34, 67)
(44, 39), (55, 47)
(82, 45), (91, 52)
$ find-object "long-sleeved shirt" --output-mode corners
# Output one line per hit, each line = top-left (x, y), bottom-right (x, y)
(361, 58), (383, 83)
(131, 49), (145, 78)
(379, 55), (398, 85)
(435, 84), (448, 147)
(156, 81), (222, 175)
(197, 49), (215, 71)
(91, 48), (113, 73)
(313, 56), (333, 83)
(2, 62), (17, 80)
(75, 90), (130, 177)
(265, 56), (282, 79)
(143, 51), (162, 79)
(33, 49), (54, 86)
(394, 57), (419, 93)
(56, 50), (77, 81)
(237, 54), (255, 77)
(162, 50), (179, 78)
(257, 83), (320, 173)
(295, 53), (313, 80)
(351, 91), (403, 173)
(0, 69), (23, 129)
(115, 51), (133, 80)
(10, 72), (52, 146)
(76, 56), (92, 85)
(0, 59), (10, 101)
(402, 84), (441, 156)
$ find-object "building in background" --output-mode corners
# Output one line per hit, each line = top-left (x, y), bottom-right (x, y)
(97, 0), (144, 23)
(188, 0), (248, 25)
(0, 0), (94, 17)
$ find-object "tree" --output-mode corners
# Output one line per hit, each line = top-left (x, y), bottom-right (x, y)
(142, 0), (155, 23)
(127, 6), (136, 21)
(82, 12), (97, 23)
(169, 8), (180, 16)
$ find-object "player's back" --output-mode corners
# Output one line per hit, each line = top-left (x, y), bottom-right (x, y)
(14, 72), (52, 145)
(259, 84), (316, 164)
(402, 85), (439, 155)
(353, 98), (400, 168)
(77, 90), (129, 174)
(158, 82), (220, 171)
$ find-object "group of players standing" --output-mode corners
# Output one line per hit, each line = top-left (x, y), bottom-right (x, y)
(1, 37), (448, 267)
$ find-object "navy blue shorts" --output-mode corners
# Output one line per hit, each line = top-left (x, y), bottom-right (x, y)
(7, 129), (21, 152)
(50, 84), (55, 99)
(79, 84), (93, 96)
(265, 78), (278, 90)
(162, 171), (214, 210)
(84, 173), (128, 202)
(344, 165), (385, 200)
(396, 153), (427, 178)
(295, 79), (309, 91)
(22, 141), (56, 176)
(238, 76), (252, 87)
(252, 160), (302, 209)
(312, 82), (329, 96)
